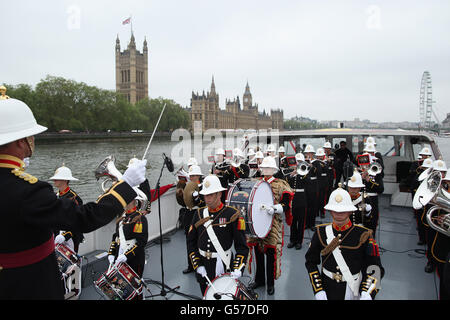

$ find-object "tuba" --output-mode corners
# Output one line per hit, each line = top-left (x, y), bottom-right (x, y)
(367, 162), (383, 176)
(424, 171), (450, 236)
(296, 161), (312, 176)
(95, 155), (149, 214)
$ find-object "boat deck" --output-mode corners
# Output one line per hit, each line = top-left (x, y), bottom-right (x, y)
(79, 194), (438, 300)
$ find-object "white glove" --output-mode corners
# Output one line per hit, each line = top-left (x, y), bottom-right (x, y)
(360, 291), (372, 300)
(55, 234), (65, 244)
(115, 254), (127, 265)
(230, 269), (242, 279)
(266, 206), (275, 215)
(196, 266), (207, 278)
(365, 204), (372, 213)
(192, 191), (199, 198)
(272, 204), (283, 214)
(315, 290), (328, 300)
(108, 255), (115, 265)
(122, 159), (147, 187)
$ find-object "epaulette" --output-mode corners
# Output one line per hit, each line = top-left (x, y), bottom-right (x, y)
(11, 168), (38, 184)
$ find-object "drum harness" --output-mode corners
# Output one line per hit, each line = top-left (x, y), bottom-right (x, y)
(199, 207), (232, 276)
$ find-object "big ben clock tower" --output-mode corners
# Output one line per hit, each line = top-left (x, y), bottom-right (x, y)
(243, 81), (252, 110)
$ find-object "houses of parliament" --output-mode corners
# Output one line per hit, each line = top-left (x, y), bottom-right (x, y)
(189, 77), (284, 131)
(115, 33), (283, 131)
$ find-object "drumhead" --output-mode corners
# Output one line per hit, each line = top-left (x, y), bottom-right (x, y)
(249, 180), (274, 238)
(204, 274), (238, 300)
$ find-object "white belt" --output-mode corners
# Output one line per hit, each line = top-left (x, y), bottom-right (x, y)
(295, 189), (305, 193)
(321, 173), (327, 177)
(199, 248), (231, 260)
(367, 193), (378, 197)
(310, 177), (317, 180)
(322, 268), (360, 283)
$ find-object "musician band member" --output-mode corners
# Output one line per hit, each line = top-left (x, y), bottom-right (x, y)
(0, 98), (146, 300)
(187, 175), (249, 295)
(247, 156), (293, 295)
(49, 165), (84, 253)
(315, 147), (329, 219)
(107, 198), (149, 300)
(287, 153), (308, 249)
(346, 170), (373, 228)
(182, 164), (205, 274)
(304, 145), (320, 230)
(305, 187), (384, 300)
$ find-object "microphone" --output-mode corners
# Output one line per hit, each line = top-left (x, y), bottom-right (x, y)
(163, 153), (174, 172)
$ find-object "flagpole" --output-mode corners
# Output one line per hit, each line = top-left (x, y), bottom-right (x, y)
(130, 14), (133, 36)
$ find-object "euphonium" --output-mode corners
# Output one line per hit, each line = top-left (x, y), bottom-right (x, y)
(296, 161), (311, 176)
(95, 155), (149, 213)
(368, 162), (382, 176)
(425, 172), (450, 236)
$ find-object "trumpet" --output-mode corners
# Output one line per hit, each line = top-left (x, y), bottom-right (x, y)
(296, 161), (312, 176)
(95, 155), (149, 214)
(424, 171), (450, 236)
(367, 162), (383, 176)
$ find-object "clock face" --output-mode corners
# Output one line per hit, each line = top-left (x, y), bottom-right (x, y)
(244, 98), (248, 102)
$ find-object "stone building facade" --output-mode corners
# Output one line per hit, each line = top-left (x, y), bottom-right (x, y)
(190, 77), (283, 131)
(115, 33), (148, 104)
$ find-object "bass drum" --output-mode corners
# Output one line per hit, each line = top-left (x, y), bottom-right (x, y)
(226, 178), (274, 238)
(203, 273), (257, 300)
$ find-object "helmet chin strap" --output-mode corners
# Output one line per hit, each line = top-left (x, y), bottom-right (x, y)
(25, 136), (35, 157)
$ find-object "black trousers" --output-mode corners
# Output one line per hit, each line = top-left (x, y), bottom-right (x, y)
(413, 205), (427, 244)
(254, 246), (275, 287)
(305, 190), (318, 229)
(365, 196), (379, 237)
(183, 209), (195, 269)
(437, 261), (450, 300)
(290, 206), (307, 245)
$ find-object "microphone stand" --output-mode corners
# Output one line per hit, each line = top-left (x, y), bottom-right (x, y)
(144, 154), (201, 300)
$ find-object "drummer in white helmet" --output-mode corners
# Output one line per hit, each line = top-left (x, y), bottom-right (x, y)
(247, 156), (293, 295)
(222, 148), (249, 187)
(186, 174), (249, 296)
(305, 186), (384, 300)
(251, 150), (265, 178)
(49, 165), (84, 252)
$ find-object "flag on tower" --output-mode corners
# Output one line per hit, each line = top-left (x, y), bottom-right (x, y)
(122, 17), (131, 25)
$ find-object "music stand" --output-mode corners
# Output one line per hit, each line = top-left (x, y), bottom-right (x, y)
(143, 154), (201, 300)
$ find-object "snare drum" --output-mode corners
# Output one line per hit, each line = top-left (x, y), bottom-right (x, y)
(226, 178), (274, 238)
(55, 243), (81, 274)
(203, 273), (257, 300)
(95, 262), (143, 300)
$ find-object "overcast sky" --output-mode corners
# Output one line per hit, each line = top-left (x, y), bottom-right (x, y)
(2, 1), (450, 123)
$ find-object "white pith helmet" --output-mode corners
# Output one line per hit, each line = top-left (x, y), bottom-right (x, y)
(295, 153), (305, 162)
(346, 170), (365, 188)
(199, 175), (227, 195)
(0, 98), (47, 145)
(365, 137), (377, 146)
(233, 148), (245, 159)
(421, 157), (433, 168)
(323, 141), (332, 149)
(127, 156), (139, 168)
(260, 156), (279, 170)
(419, 147), (432, 156)
(363, 143), (376, 153)
(255, 151), (264, 159)
(266, 144), (276, 153)
(278, 146), (286, 153)
(304, 144), (315, 154)
(433, 159), (447, 172)
(49, 165), (79, 181)
(324, 187), (357, 212)
(247, 148), (255, 157)
(188, 165), (203, 176)
(315, 148), (326, 157)
(187, 157), (198, 167)
(215, 148), (225, 156)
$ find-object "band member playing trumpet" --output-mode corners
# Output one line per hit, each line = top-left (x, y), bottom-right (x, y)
(247, 156), (293, 295)
(187, 174), (249, 295)
(286, 153), (308, 249)
(107, 197), (149, 300)
(305, 186), (384, 300)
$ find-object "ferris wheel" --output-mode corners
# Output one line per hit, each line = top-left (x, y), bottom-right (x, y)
(419, 71), (434, 129)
